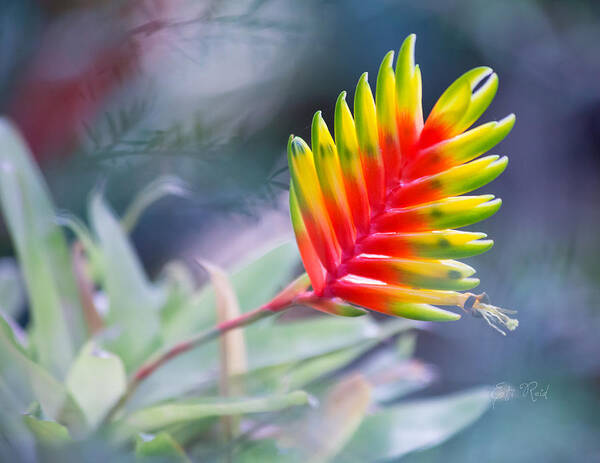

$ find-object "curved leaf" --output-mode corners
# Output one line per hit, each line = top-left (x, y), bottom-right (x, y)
(66, 342), (127, 429)
(335, 387), (492, 461)
(90, 193), (165, 371)
(122, 391), (310, 434)
(0, 119), (85, 378)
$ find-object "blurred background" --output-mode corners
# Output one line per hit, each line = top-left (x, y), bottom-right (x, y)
(0, 0), (599, 461)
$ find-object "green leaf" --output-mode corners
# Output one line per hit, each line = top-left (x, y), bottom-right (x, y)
(251, 344), (369, 395)
(396, 331), (418, 360)
(0, 316), (33, 418)
(56, 211), (103, 281)
(357, 338), (435, 404)
(0, 410), (36, 462)
(161, 240), (300, 343)
(65, 342), (127, 429)
(235, 439), (303, 463)
(232, 242), (302, 313)
(0, 324), (87, 434)
(23, 415), (71, 444)
(90, 193), (165, 371)
(215, 321), (414, 399)
(0, 119), (86, 379)
(121, 391), (310, 434)
(282, 375), (372, 462)
(135, 432), (191, 462)
(155, 261), (196, 326)
(246, 316), (377, 370)
(0, 311), (27, 355)
(367, 357), (436, 404)
(335, 387), (492, 461)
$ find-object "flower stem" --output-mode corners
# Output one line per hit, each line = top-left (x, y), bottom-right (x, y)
(102, 273), (312, 425)
(135, 305), (271, 384)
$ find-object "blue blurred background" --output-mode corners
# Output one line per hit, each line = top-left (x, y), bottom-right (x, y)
(1, 0), (599, 461)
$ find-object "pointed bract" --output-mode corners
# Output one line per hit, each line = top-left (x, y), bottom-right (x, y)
(335, 92), (371, 236)
(288, 136), (340, 273)
(331, 280), (463, 321)
(376, 51), (401, 185)
(359, 230), (494, 260)
(396, 34), (423, 135)
(355, 73), (385, 211)
(312, 112), (356, 253)
(289, 183), (326, 293)
(343, 256), (479, 291)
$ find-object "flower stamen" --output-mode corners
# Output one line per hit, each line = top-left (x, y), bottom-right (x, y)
(462, 293), (518, 335)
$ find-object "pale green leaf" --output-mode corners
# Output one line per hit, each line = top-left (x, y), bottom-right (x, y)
(282, 375), (372, 463)
(245, 316), (377, 370)
(263, 345), (369, 394)
(0, 408), (36, 462)
(0, 119), (86, 378)
(66, 342), (127, 429)
(90, 193), (165, 371)
(357, 339), (435, 404)
(368, 357), (436, 404)
(396, 331), (418, 360)
(56, 211), (104, 281)
(335, 387), (492, 461)
(155, 261), (196, 331)
(23, 415), (71, 444)
(135, 432), (191, 462)
(121, 391), (310, 434)
(235, 439), (303, 463)
(0, 311), (27, 354)
(0, 325), (87, 434)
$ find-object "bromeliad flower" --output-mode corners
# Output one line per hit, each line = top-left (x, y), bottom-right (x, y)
(78, 36), (518, 404)
(288, 34), (518, 334)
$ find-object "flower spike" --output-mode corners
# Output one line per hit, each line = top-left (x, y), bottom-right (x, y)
(334, 91), (371, 236)
(287, 34), (517, 331)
